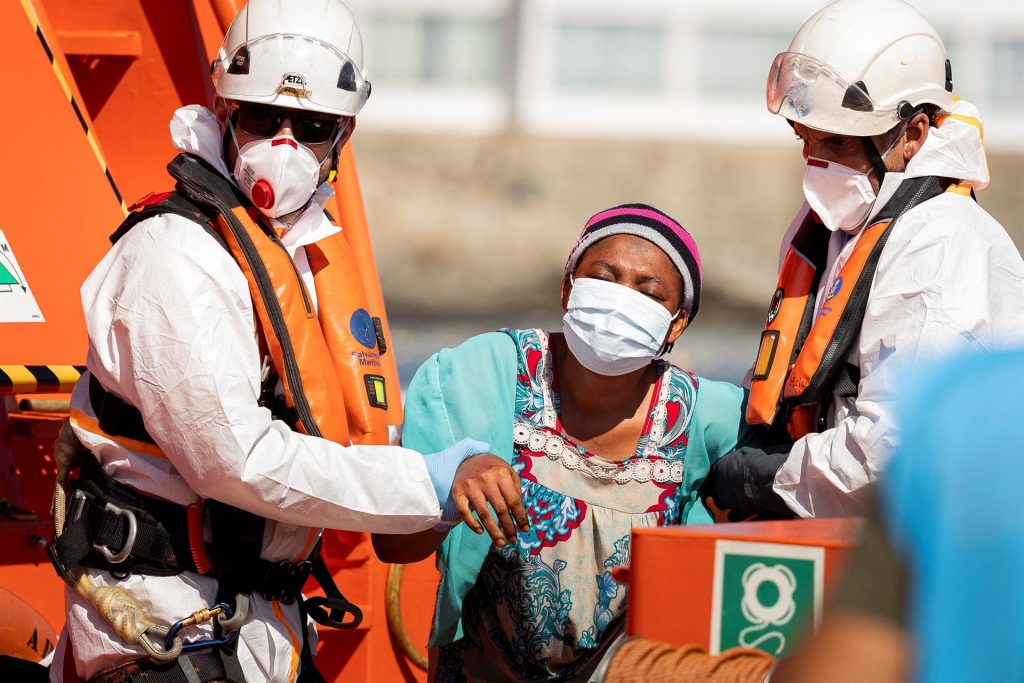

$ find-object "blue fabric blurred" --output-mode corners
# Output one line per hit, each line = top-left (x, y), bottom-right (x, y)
(881, 349), (1024, 683)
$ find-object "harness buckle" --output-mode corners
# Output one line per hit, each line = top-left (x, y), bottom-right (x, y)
(69, 489), (90, 524)
(93, 501), (138, 564)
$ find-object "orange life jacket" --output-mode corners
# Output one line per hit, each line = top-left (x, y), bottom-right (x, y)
(746, 175), (947, 440)
(123, 153), (391, 446)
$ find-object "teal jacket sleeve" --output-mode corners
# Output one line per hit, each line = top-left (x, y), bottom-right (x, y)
(680, 377), (749, 525)
(401, 331), (519, 647)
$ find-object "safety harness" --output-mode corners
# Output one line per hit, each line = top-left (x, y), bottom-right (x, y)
(47, 154), (376, 682)
(746, 174), (948, 440)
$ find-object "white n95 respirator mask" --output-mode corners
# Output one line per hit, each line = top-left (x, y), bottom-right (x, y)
(562, 277), (677, 376)
(801, 157), (877, 232)
(231, 130), (322, 218)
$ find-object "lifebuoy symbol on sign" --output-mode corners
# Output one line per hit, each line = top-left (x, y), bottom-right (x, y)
(738, 563), (797, 654)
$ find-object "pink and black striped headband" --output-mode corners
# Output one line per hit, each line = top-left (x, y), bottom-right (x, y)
(564, 203), (703, 320)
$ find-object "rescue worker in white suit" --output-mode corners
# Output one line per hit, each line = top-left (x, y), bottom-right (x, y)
(45, 1), (527, 681)
(700, 0), (1024, 520)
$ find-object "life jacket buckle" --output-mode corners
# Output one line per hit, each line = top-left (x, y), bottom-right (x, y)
(93, 501), (138, 565)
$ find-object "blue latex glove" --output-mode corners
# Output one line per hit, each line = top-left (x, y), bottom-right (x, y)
(422, 438), (491, 521)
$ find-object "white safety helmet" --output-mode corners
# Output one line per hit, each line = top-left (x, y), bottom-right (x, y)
(767, 0), (953, 137)
(212, 0), (370, 117)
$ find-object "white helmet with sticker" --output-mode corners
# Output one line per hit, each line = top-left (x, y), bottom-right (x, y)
(767, 0), (953, 137)
(212, 0), (371, 117)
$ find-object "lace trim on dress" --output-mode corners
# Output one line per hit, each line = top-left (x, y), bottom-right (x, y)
(513, 421), (684, 485)
(531, 328), (693, 459)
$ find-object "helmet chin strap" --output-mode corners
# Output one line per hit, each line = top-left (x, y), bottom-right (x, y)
(859, 136), (890, 184)
(327, 144), (340, 184)
(859, 108), (916, 184)
(324, 125), (347, 184)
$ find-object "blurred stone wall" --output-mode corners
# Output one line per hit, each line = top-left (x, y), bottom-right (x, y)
(353, 131), (1024, 321)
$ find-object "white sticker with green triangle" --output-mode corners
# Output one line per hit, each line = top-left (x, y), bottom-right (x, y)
(0, 230), (44, 323)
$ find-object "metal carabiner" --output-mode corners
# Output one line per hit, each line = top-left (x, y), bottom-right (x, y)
(164, 602), (238, 653)
(140, 625), (182, 663)
(93, 501), (138, 564)
(217, 594), (250, 633)
(164, 603), (225, 649)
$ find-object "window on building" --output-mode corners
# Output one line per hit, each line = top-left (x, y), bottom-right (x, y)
(556, 21), (665, 93)
(367, 14), (505, 87)
(991, 37), (1024, 105)
(699, 23), (792, 101)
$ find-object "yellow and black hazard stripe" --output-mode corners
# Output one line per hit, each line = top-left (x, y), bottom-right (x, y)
(0, 365), (86, 394)
(19, 0), (127, 215)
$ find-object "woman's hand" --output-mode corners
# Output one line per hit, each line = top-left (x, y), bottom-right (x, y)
(452, 455), (530, 547)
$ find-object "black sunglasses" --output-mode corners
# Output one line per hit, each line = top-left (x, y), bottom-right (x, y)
(233, 103), (345, 144)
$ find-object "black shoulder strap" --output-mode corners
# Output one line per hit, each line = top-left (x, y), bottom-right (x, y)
(109, 189), (226, 252)
(871, 174), (947, 225)
(167, 153), (250, 214)
(789, 175), (946, 406)
(110, 152), (259, 250)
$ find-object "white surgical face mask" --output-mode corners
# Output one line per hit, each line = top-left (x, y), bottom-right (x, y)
(562, 277), (678, 377)
(801, 157), (877, 232)
(231, 127), (324, 218)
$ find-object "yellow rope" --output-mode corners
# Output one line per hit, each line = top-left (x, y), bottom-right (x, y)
(51, 419), (181, 662)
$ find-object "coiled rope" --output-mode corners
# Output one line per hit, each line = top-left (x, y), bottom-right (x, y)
(52, 418), (182, 662)
(602, 638), (774, 683)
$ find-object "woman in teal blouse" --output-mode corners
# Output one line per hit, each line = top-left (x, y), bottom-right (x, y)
(374, 204), (748, 682)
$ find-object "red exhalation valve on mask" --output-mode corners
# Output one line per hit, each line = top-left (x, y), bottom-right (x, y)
(251, 179), (275, 210)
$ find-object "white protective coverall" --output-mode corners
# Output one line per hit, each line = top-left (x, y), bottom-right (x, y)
(51, 105), (443, 682)
(760, 100), (1024, 518)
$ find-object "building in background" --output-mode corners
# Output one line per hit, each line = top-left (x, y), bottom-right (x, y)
(349, 0), (1023, 149)
(341, 0), (1024, 382)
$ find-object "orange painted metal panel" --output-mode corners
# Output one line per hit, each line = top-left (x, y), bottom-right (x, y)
(42, 0), (215, 205)
(0, 0), (125, 365)
(57, 29), (142, 57)
(0, 413), (67, 641)
(624, 520), (861, 651)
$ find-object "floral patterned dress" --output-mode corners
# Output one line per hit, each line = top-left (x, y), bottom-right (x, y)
(436, 329), (703, 682)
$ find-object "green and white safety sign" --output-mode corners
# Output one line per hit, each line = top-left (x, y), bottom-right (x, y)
(710, 540), (824, 657)
(0, 229), (44, 323)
